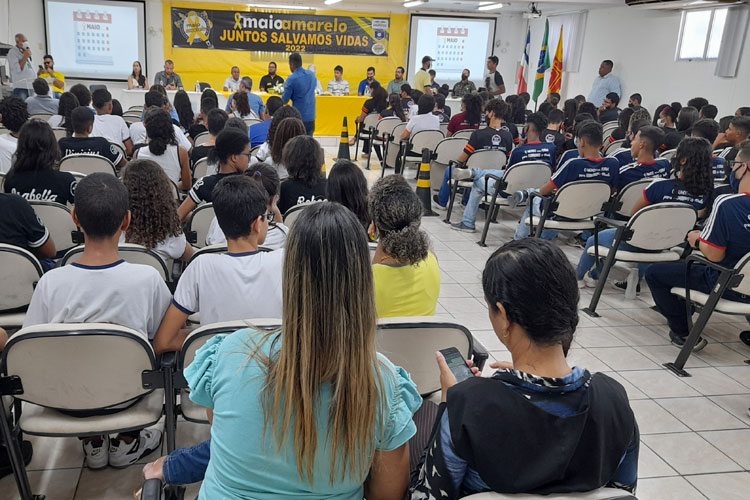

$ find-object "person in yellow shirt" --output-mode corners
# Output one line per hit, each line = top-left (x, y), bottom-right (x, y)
(38, 54), (65, 97)
(368, 175), (440, 317)
(414, 55), (435, 95)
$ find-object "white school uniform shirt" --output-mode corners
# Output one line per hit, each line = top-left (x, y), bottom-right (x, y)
(129, 121), (192, 152)
(406, 113), (441, 135)
(91, 114), (130, 148)
(48, 115), (64, 128)
(0, 134), (18, 174)
(250, 142), (289, 179)
(137, 144), (183, 184)
(205, 219), (288, 250)
(172, 250), (284, 324)
(118, 232), (188, 262)
(23, 261), (172, 339)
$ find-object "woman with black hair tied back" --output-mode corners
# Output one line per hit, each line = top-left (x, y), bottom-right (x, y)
(380, 94), (407, 122)
(48, 91), (79, 135)
(447, 93), (483, 136)
(173, 90), (195, 132)
(412, 238), (639, 498)
(326, 159), (370, 230)
(663, 105), (698, 151)
(368, 175), (440, 317)
(658, 102), (681, 130)
(134, 108), (191, 189)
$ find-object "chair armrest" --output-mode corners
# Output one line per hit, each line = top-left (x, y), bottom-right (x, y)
(593, 215), (627, 228)
(685, 254), (734, 274)
(160, 351), (178, 370)
(485, 173), (503, 183)
(139, 479), (162, 500)
(470, 338), (489, 372)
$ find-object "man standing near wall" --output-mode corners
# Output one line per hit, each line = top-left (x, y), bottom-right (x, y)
(282, 53), (317, 136)
(414, 56), (435, 95)
(589, 60), (621, 107)
(8, 33), (37, 99)
(485, 56), (505, 96)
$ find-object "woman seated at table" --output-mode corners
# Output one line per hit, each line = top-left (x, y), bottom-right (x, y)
(411, 238), (639, 498)
(128, 60), (148, 90)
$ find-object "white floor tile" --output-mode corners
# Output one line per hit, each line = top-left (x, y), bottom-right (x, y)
(677, 367), (750, 396)
(699, 429), (750, 469)
(685, 472), (750, 500)
(629, 399), (690, 434)
(588, 346), (662, 371)
(642, 432), (742, 475)
(636, 476), (707, 500)
(657, 397), (747, 431)
(620, 370), (701, 399)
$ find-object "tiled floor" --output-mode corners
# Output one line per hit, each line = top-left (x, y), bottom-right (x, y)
(1, 148), (749, 499)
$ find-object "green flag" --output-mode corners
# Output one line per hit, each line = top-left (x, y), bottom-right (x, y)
(533, 19), (551, 103)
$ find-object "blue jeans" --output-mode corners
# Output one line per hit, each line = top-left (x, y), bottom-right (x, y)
(514, 192), (559, 240)
(12, 88), (30, 99)
(163, 439), (210, 485)
(437, 165), (471, 207)
(303, 120), (315, 136)
(576, 229), (651, 280)
(461, 169), (504, 228)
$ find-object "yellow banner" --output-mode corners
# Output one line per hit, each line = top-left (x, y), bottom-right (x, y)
(162, 1), (409, 93)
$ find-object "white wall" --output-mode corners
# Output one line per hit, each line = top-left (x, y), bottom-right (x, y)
(526, 6), (749, 117)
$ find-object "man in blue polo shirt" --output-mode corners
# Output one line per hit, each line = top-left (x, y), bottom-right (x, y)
(646, 140), (750, 351)
(281, 53), (317, 136)
(357, 67), (380, 97)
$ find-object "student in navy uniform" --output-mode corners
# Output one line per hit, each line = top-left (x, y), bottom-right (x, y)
(541, 108), (565, 152)
(646, 140), (750, 350)
(578, 137), (714, 290)
(452, 112), (555, 233)
(607, 118), (650, 167)
(59, 107), (125, 169)
(177, 129), (250, 220)
(615, 125), (670, 191)
(434, 99), (514, 209)
(690, 118), (727, 181)
(559, 112), (594, 154)
(662, 106), (698, 152)
(514, 121), (619, 240)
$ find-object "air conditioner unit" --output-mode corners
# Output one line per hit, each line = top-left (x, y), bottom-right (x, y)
(626, 0), (747, 9)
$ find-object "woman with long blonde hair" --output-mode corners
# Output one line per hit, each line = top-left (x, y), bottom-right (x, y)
(147, 202), (420, 498)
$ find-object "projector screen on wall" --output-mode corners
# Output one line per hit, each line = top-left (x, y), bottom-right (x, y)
(407, 15), (496, 90)
(44, 0), (146, 80)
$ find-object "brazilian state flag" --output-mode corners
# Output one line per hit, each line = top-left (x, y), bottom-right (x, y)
(533, 19), (550, 103)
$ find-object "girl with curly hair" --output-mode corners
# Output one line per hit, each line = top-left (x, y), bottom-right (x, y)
(121, 159), (194, 262)
(134, 108), (191, 189)
(277, 135), (327, 214)
(368, 175), (440, 317)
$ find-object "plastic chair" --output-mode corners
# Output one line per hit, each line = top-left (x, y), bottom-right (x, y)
(283, 201), (323, 229)
(365, 117), (402, 171)
(28, 201), (77, 253)
(193, 131), (210, 147)
(604, 139), (626, 156)
(185, 203), (215, 248)
(401, 129), (446, 175)
(243, 118), (261, 128)
(608, 179), (654, 219)
(526, 180), (612, 237)
(659, 148), (677, 161)
(29, 113), (53, 121)
(354, 113), (381, 159)
(582, 202), (698, 317)
(478, 161), (553, 246)
(0, 244), (43, 329)
(51, 127), (67, 141)
(192, 157), (211, 179)
(453, 129), (476, 140)
(381, 122), (408, 176)
(0, 323), (164, 500)
(61, 244), (171, 283)
(430, 137), (469, 192)
(601, 121), (619, 142)
(59, 154), (117, 177)
(445, 149), (508, 223)
(439, 122), (449, 135)
(0, 126), (11, 136)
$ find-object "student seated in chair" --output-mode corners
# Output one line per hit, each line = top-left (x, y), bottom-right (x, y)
(578, 137), (714, 290)
(58, 106), (126, 169)
(713, 115), (750, 163)
(90, 88), (133, 157)
(690, 118), (727, 182)
(154, 175), (283, 354)
(277, 135), (327, 214)
(0, 192), (56, 267)
(369, 175), (440, 317)
(513, 121), (619, 240)
(607, 118), (650, 168)
(646, 140), (750, 351)
(190, 108), (227, 169)
(452, 112), (556, 234)
(22, 173), (170, 469)
(613, 125), (670, 192)
(410, 238), (639, 497)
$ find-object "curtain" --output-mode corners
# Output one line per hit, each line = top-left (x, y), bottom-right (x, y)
(715, 5), (750, 78)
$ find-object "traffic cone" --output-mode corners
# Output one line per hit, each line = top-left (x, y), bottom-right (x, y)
(336, 117), (351, 161)
(416, 148), (437, 217)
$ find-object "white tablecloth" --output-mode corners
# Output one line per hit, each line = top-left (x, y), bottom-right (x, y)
(117, 89), (228, 113)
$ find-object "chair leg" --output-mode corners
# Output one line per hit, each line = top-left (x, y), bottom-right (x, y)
(479, 184), (503, 247)
(583, 228), (626, 317)
(445, 179), (458, 224)
(0, 399), (39, 500)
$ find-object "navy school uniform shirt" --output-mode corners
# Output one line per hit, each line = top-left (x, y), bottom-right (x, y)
(643, 178), (708, 211)
(507, 141), (556, 168)
(609, 147), (634, 167)
(616, 158), (671, 191)
(556, 148), (579, 171)
(712, 156), (727, 181)
(463, 127), (513, 158)
(699, 193), (750, 269)
(550, 156), (619, 190)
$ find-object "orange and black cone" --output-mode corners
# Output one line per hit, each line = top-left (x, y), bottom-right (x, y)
(336, 117), (351, 161)
(416, 148), (437, 217)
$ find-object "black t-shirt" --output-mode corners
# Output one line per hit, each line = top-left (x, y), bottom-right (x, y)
(662, 130), (685, 152)
(502, 122), (519, 144)
(379, 108), (403, 121)
(0, 193), (49, 250)
(541, 128), (565, 150)
(278, 177), (328, 214)
(4, 170), (77, 205)
(188, 171), (241, 204)
(401, 97), (414, 114)
(433, 110), (451, 124)
(188, 124), (207, 141)
(464, 127), (514, 157)
(362, 98), (386, 115)
(191, 145), (214, 166)
(259, 75), (284, 92)
(58, 136), (123, 166)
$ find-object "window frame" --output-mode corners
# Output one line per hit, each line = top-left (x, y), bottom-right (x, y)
(676, 7), (728, 61)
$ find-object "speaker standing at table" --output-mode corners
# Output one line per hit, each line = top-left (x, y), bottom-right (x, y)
(282, 53), (317, 136)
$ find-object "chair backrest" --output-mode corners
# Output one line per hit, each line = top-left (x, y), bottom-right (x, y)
(375, 317), (473, 395)
(604, 139), (626, 156)
(614, 179), (653, 217)
(198, 82), (211, 91)
(169, 180), (180, 201)
(466, 148), (507, 172)
(29, 113), (53, 121)
(250, 145), (262, 158)
(28, 201), (77, 252)
(389, 122), (407, 143)
(453, 129), (476, 140)
(0, 244), (43, 312)
(375, 117), (403, 137)
(409, 129), (446, 156)
(194, 132), (210, 147)
(186, 203), (215, 248)
(432, 137), (469, 165)
(601, 121), (619, 141)
(462, 487), (637, 499)
(192, 157), (211, 179)
(181, 319), (282, 370)
(0, 172), (4, 191)
(551, 181), (612, 220)
(61, 244), (170, 281)
(124, 115), (141, 127)
(283, 201), (322, 229)
(59, 154), (117, 176)
(51, 127), (68, 141)
(730, 252), (750, 296)
(659, 148), (677, 161)
(244, 118), (261, 128)
(127, 105), (143, 112)
(439, 122), (449, 134)
(502, 161), (552, 194)
(1, 323), (156, 410)
(89, 84), (107, 93)
(362, 113), (381, 132)
(626, 203), (697, 250)
(0, 126), (9, 136)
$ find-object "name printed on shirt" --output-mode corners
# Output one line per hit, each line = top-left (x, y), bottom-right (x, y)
(10, 187), (61, 202)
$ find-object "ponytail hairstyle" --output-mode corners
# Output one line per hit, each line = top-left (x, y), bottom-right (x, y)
(368, 175), (430, 265)
(676, 106), (699, 133)
(245, 161), (281, 199)
(673, 136), (714, 198)
(463, 93), (483, 126)
(387, 94), (406, 121)
(144, 108), (176, 156)
(661, 102), (682, 126)
(57, 92), (79, 136)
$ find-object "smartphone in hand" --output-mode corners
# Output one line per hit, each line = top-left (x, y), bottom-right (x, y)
(439, 347), (474, 383)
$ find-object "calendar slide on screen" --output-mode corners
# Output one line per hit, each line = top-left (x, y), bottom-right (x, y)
(44, 0), (146, 80)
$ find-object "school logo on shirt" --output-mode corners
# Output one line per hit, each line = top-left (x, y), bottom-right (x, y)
(545, 133), (556, 143)
(492, 134), (501, 146)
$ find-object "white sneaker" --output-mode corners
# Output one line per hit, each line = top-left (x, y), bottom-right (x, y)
(82, 435), (109, 470)
(109, 427), (163, 469)
(577, 272), (597, 289)
(451, 167), (472, 180)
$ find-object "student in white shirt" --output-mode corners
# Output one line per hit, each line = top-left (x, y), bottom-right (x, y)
(121, 159), (194, 262)
(401, 94), (440, 141)
(0, 95), (28, 174)
(22, 173), (170, 470)
(90, 88), (132, 156)
(154, 175), (283, 354)
(133, 109), (191, 189)
(206, 162), (288, 248)
(251, 105), (304, 180)
(129, 91), (192, 153)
